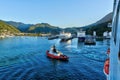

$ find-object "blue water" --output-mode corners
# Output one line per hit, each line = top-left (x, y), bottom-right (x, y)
(0, 37), (109, 80)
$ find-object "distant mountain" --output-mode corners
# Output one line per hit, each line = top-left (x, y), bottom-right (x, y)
(86, 12), (113, 28)
(28, 23), (62, 34)
(1, 12), (113, 36)
(85, 12), (113, 36)
(3, 20), (62, 34)
(5, 21), (33, 32)
(0, 20), (20, 34)
(85, 21), (111, 36)
(18, 12), (113, 35)
(63, 12), (113, 36)
(95, 12), (113, 25)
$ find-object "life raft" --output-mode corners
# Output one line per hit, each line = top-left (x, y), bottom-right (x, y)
(46, 50), (69, 61)
(103, 58), (109, 75)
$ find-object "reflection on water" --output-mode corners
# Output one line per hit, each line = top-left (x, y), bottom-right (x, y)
(0, 37), (109, 80)
(59, 40), (72, 45)
(96, 38), (103, 41)
(104, 39), (110, 46)
(77, 42), (84, 49)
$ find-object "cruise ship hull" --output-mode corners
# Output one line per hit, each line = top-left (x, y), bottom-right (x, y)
(106, 0), (120, 80)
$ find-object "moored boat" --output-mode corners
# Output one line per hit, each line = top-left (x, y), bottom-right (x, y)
(77, 29), (86, 42)
(46, 50), (69, 61)
(59, 31), (72, 42)
(48, 35), (59, 40)
(84, 35), (96, 45)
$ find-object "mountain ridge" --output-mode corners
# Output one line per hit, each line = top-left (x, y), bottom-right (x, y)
(0, 20), (20, 34)
(5, 21), (33, 32)
(1, 12), (113, 35)
(28, 23), (62, 34)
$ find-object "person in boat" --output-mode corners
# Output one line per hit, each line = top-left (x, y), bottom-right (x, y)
(53, 45), (57, 53)
(50, 45), (57, 53)
(50, 45), (62, 55)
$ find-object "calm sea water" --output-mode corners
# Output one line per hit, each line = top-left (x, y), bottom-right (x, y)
(0, 36), (110, 80)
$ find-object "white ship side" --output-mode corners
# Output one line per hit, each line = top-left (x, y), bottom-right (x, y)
(109, 0), (120, 80)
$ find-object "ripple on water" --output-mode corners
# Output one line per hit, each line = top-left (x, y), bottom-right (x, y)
(0, 37), (108, 80)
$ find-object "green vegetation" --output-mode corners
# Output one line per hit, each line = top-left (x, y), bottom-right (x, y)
(0, 20), (20, 34)
(1, 12), (112, 37)
(28, 23), (62, 34)
(86, 21), (112, 36)
(6, 21), (33, 32)
(0, 20), (112, 37)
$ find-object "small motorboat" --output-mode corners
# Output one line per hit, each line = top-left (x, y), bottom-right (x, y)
(84, 35), (96, 45)
(46, 50), (69, 61)
(48, 36), (59, 40)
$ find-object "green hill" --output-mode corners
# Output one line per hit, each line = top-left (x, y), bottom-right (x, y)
(1, 12), (112, 36)
(85, 21), (112, 36)
(5, 21), (33, 32)
(0, 21), (20, 34)
(28, 23), (62, 34)
(63, 12), (112, 36)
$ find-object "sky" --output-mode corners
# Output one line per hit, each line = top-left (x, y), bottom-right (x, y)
(0, 0), (113, 28)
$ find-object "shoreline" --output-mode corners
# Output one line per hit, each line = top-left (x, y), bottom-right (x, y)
(0, 33), (51, 38)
